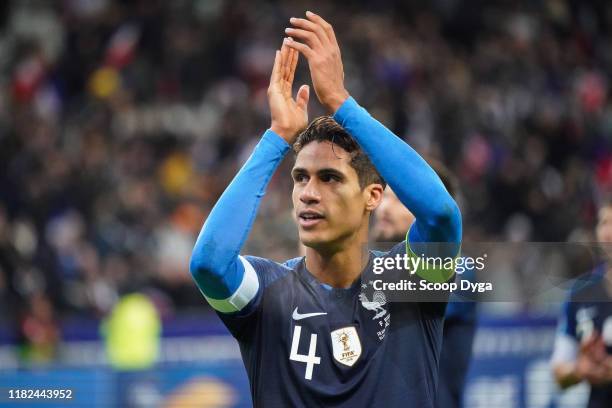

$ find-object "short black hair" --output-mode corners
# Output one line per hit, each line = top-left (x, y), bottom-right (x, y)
(293, 116), (386, 190)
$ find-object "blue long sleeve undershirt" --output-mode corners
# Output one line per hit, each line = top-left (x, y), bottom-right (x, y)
(190, 97), (461, 300)
(190, 130), (290, 299)
(332, 97), (462, 250)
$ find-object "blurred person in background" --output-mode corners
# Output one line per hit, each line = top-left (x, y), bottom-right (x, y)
(18, 291), (59, 364)
(372, 160), (477, 408)
(102, 292), (162, 408)
(0, 205), (18, 323)
(551, 200), (612, 408)
(102, 292), (161, 370)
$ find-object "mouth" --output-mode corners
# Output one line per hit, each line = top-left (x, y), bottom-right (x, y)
(298, 210), (325, 228)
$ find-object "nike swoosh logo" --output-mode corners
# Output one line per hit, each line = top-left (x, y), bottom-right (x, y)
(292, 307), (327, 320)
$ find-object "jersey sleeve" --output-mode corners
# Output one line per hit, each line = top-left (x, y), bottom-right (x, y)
(215, 255), (291, 341)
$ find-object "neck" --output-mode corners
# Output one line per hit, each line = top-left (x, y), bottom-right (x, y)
(304, 226), (370, 288)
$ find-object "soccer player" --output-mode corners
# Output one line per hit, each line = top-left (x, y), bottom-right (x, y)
(190, 11), (461, 407)
(372, 164), (476, 408)
(551, 201), (612, 408)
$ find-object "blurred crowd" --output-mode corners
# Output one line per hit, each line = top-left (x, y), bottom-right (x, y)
(2, 0), (612, 359)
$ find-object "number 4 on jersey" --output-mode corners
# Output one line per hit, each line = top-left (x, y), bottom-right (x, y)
(289, 325), (321, 380)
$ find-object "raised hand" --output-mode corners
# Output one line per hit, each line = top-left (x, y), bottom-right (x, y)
(576, 332), (609, 385)
(268, 40), (310, 144)
(285, 11), (349, 113)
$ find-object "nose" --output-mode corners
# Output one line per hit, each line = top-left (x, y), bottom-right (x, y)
(299, 179), (321, 205)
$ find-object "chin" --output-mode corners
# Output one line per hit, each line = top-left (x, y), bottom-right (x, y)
(300, 229), (362, 253)
(299, 232), (326, 248)
(299, 228), (343, 250)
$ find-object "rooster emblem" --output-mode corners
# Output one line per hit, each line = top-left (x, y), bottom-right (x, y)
(358, 290), (387, 320)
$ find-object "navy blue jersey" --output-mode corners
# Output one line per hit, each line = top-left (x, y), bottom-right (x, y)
(552, 265), (612, 408)
(219, 242), (447, 408)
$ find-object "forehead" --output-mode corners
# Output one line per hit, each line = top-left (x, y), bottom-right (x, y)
(294, 141), (354, 174)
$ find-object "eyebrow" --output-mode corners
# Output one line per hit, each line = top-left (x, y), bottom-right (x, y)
(291, 167), (346, 179)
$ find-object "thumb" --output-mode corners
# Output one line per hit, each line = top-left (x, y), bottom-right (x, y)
(296, 84), (310, 111)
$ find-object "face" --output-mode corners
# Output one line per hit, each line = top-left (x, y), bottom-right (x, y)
(596, 206), (612, 259)
(372, 187), (414, 241)
(292, 141), (382, 250)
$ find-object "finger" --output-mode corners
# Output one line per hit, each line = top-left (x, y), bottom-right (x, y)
(270, 50), (281, 85)
(593, 336), (607, 361)
(280, 40), (292, 93)
(280, 39), (290, 76)
(287, 47), (299, 86)
(305, 10), (337, 45)
(296, 84), (309, 111)
(585, 331), (602, 353)
(581, 343), (597, 360)
(282, 47), (296, 94)
(581, 332), (598, 351)
(285, 27), (322, 50)
(285, 38), (314, 59)
(289, 17), (330, 46)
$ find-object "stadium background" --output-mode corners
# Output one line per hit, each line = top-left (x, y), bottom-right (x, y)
(1, 0), (610, 406)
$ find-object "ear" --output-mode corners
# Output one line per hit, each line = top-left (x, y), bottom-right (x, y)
(364, 183), (384, 211)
